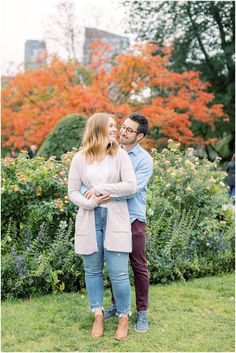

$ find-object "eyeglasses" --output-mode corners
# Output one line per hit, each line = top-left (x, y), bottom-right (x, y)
(120, 125), (139, 135)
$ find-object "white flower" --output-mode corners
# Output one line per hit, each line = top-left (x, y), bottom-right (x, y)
(147, 208), (154, 216)
(209, 178), (216, 183)
(49, 155), (56, 161)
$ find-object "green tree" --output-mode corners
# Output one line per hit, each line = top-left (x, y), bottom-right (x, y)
(123, 0), (235, 160)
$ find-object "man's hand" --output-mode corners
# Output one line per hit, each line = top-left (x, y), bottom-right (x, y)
(95, 194), (111, 205)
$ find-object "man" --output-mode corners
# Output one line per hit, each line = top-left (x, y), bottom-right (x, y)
(104, 112), (153, 333)
(226, 154), (235, 205)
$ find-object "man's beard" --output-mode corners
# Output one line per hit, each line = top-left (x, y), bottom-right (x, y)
(120, 136), (137, 145)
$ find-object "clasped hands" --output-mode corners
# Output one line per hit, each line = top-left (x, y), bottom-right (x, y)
(84, 188), (111, 205)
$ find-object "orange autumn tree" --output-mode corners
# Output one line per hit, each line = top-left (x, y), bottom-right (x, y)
(1, 58), (114, 149)
(101, 43), (227, 146)
(2, 43), (227, 151)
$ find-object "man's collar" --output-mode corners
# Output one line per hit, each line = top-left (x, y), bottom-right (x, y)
(121, 143), (140, 155)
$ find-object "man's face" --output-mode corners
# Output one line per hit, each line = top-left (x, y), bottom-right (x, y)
(119, 118), (142, 146)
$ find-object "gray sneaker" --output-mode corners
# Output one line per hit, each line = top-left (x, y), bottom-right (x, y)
(104, 303), (117, 319)
(135, 311), (149, 332)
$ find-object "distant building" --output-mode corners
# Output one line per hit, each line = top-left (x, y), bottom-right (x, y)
(24, 40), (47, 71)
(83, 27), (129, 69)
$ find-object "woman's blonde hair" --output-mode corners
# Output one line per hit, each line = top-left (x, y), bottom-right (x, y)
(81, 112), (118, 163)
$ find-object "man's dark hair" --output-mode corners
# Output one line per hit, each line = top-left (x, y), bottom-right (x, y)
(127, 112), (149, 136)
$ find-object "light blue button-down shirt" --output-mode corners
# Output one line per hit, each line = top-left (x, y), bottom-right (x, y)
(115, 144), (153, 224)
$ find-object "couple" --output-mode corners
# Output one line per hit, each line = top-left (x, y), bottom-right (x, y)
(68, 112), (153, 340)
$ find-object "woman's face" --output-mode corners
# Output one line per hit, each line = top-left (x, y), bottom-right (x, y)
(108, 116), (117, 142)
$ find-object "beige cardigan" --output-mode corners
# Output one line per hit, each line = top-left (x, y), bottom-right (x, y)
(68, 147), (137, 255)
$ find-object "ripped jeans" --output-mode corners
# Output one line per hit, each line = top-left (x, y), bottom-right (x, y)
(82, 207), (130, 316)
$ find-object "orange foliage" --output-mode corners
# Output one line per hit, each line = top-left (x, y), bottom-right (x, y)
(2, 43), (227, 150)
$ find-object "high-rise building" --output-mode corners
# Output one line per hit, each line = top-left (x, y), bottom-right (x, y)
(24, 40), (47, 71)
(83, 27), (129, 69)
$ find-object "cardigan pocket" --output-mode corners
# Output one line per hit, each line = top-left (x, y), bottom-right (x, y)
(109, 211), (131, 233)
(75, 215), (88, 236)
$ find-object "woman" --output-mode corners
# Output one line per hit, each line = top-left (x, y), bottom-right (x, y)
(68, 113), (136, 340)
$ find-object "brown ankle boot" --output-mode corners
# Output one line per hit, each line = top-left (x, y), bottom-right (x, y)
(91, 314), (104, 338)
(114, 316), (128, 340)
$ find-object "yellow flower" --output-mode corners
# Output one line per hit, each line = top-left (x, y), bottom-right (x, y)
(11, 185), (19, 192)
(59, 282), (65, 291)
(20, 178), (27, 184)
(35, 187), (42, 196)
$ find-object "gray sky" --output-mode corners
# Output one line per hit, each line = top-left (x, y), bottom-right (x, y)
(1, 0), (130, 74)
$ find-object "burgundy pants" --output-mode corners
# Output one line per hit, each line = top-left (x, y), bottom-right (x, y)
(111, 219), (149, 311)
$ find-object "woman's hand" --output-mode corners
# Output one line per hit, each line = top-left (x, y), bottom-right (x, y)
(84, 188), (96, 199)
(94, 194), (111, 205)
(84, 188), (110, 204)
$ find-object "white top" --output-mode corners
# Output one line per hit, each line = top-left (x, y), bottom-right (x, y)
(86, 155), (111, 207)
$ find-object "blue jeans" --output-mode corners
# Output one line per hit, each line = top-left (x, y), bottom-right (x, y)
(82, 207), (130, 316)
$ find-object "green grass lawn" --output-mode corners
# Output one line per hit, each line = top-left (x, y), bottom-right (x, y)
(1, 272), (235, 352)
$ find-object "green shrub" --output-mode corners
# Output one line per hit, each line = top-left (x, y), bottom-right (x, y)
(1, 149), (84, 299)
(1, 150), (76, 237)
(146, 141), (235, 283)
(38, 114), (86, 159)
(1, 142), (234, 299)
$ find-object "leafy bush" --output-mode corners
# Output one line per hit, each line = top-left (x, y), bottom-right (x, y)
(1, 150), (76, 237)
(1, 220), (84, 299)
(1, 142), (234, 299)
(37, 114), (86, 159)
(1, 150), (82, 299)
(146, 141), (235, 283)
